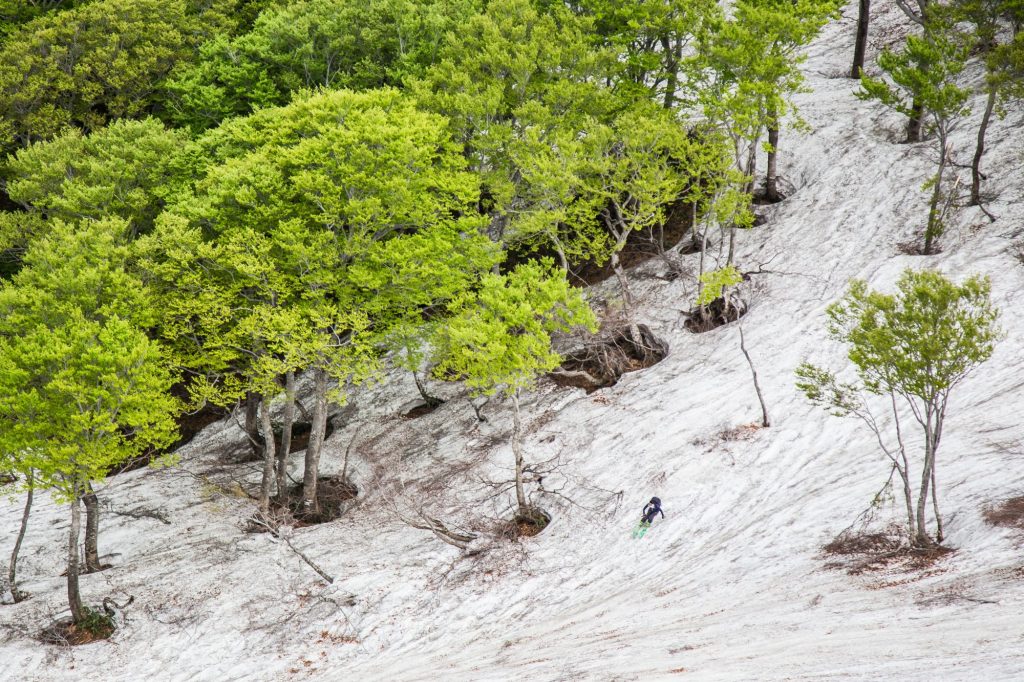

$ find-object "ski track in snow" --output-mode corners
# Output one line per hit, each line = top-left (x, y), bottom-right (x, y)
(3, 4), (1024, 680)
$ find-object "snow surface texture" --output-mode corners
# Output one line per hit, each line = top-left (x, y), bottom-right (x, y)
(3, 4), (1024, 680)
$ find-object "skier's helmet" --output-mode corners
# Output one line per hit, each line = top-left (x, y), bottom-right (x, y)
(650, 496), (661, 506)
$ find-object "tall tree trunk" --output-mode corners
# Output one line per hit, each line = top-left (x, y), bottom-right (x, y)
(924, 135), (948, 255)
(276, 371), (296, 506)
(511, 390), (528, 514)
(899, 465), (916, 542)
(83, 483), (102, 573)
(931, 456), (943, 543)
(851, 0), (870, 78)
(660, 35), (680, 109)
(970, 87), (996, 207)
(7, 470), (33, 600)
(906, 98), (923, 143)
(610, 248), (642, 348)
(914, 414), (937, 547)
(68, 495), (84, 624)
(302, 366), (329, 515)
(258, 396), (277, 514)
(766, 117), (781, 202)
(244, 391), (263, 461)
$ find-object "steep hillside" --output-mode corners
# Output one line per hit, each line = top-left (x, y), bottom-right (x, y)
(3, 4), (1024, 681)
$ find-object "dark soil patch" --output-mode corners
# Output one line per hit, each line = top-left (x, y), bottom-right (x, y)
(502, 508), (551, 539)
(249, 475), (358, 529)
(404, 400), (444, 419)
(550, 324), (668, 393)
(39, 616), (113, 646)
(684, 296), (747, 333)
(822, 529), (954, 576)
(897, 240), (943, 256)
(983, 496), (1024, 530)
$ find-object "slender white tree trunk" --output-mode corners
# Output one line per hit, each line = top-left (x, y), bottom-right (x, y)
(303, 366), (329, 515)
(67, 494), (84, 624)
(511, 390), (528, 514)
(258, 396), (277, 514)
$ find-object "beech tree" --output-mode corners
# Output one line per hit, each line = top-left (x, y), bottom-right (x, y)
(698, 0), (838, 203)
(165, 0), (481, 130)
(859, 21), (972, 254)
(0, 0), (203, 154)
(571, 0), (721, 108)
(144, 88), (497, 515)
(4, 118), (189, 242)
(432, 260), (596, 519)
(941, 0), (1024, 208)
(797, 269), (1001, 548)
(0, 219), (178, 625)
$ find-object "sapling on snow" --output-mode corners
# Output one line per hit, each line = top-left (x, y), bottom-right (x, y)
(797, 269), (1001, 548)
(432, 260), (596, 519)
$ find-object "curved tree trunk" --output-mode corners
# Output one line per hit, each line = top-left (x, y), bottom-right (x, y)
(851, 0), (870, 78)
(302, 366), (329, 515)
(6, 470), (34, 600)
(511, 390), (528, 514)
(68, 494), (84, 624)
(276, 371), (296, 506)
(970, 87), (996, 207)
(83, 482), (102, 573)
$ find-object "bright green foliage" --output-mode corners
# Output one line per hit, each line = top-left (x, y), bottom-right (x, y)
(0, 0), (81, 40)
(5, 119), (190, 242)
(411, 0), (613, 216)
(0, 0), (211, 153)
(859, 21), (972, 252)
(859, 29), (972, 130)
(143, 88), (496, 405)
(571, 0), (721, 107)
(797, 269), (1001, 546)
(165, 0), (481, 130)
(510, 103), (713, 300)
(432, 260), (596, 397)
(822, 270), (1000, 400)
(0, 219), (177, 622)
(697, 265), (742, 307)
(698, 0), (838, 180)
(0, 215), (178, 501)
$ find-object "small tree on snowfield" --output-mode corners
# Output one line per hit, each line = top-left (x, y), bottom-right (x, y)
(859, 18), (972, 254)
(432, 260), (596, 519)
(797, 269), (1000, 548)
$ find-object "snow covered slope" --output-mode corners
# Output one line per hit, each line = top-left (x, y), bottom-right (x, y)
(3, 4), (1024, 680)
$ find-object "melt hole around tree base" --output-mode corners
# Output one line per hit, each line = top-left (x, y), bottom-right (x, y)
(505, 507), (551, 539)
(403, 399), (444, 419)
(684, 297), (747, 334)
(284, 475), (358, 526)
(551, 324), (669, 393)
(39, 612), (114, 646)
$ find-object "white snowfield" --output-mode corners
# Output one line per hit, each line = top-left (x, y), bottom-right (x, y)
(3, 6), (1024, 681)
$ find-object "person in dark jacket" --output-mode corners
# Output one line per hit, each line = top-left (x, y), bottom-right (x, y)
(640, 496), (665, 525)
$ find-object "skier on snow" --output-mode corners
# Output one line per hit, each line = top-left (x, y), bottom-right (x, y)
(640, 496), (664, 526)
